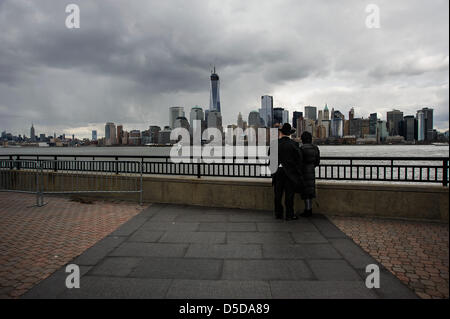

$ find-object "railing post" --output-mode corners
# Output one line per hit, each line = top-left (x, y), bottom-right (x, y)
(197, 160), (201, 179)
(444, 159), (448, 187)
(53, 156), (57, 172)
(140, 161), (143, 205)
(115, 156), (119, 175)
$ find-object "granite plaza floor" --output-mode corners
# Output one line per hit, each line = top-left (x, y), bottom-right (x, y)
(22, 202), (417, 299)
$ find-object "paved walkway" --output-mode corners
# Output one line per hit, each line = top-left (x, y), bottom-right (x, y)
(331, 216), (449, 299)
(0, 193), (142, 298)
(23, 203), (416, 299)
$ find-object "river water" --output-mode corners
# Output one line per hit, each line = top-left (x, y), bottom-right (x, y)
(0, 145), (448, 158)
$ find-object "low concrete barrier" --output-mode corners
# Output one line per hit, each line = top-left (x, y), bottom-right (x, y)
(139, 176), (448, 221)
(4, 171), (448, 221)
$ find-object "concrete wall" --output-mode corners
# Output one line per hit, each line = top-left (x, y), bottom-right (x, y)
(140, 176), (448, 221)
(4, 171), (449, 221)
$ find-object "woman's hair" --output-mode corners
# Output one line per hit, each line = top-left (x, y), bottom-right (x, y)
(301, 131), (313, 144)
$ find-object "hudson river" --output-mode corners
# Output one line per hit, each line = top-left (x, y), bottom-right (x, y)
(0, 145), (448, 158)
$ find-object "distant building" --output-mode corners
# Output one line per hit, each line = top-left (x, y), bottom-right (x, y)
(416, 110), (425, 142)
(158, 128), (172, 145)
(174, 116), (190, 131)
(116, 125), (123, 145)
(349, 108), (355, 120)
(292, 112), (303, 129)
(210, 67), (221, 113)
(207, 110), (223, 132)
(105, 122), (116, 146)
(323, 104), (330, 121)
(369, 113), (378, 135)
(421, 108), (434, 142)
(248, 111), (262, 127)
(149, 126), (161, 144)
(387, 110), (404, 136)
(403, 116), (416, 142)
(128, 130), (141, 145)
(92, 130), (97, 141)
(260, 95), (274, 127)
(30, 124), (36, 142)
(304, 106), (317, 121)
(237, 112), (244, 128)
(273, 107), (284, 125)
(169, 107), (185, 129)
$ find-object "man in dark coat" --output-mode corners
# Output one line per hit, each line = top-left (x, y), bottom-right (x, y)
(299, 131), (320, 217)
(272, 123), (304, 220)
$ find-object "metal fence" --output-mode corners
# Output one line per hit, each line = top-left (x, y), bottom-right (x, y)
(0, 155), (448, 187)
(0, 159), (143, 206)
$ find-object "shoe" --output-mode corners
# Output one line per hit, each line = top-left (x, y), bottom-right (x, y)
(299, 209), (312, 218)
(285, 215), (299, 221)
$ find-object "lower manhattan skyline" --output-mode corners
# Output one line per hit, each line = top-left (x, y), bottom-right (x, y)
(0, 0), (448, 139)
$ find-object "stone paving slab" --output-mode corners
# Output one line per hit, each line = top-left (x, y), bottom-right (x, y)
(20, 203), (418, 299)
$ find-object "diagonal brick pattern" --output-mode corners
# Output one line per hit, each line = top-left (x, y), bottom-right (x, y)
(0, 192), (142, 299)
(330, 216), (449, 299)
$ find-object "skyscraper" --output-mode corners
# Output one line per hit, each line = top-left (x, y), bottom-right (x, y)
(237, 112), (244, 128)
(105, 122), (116, 146)
(92, 130), (97, 141)
(387, 110), (404, 136)
(349, 108), (355, 120)
(417, 110), (425, 141)
(30, 124), (36, 142)
(421, 108), (434, 142)
(260, 95), (274, 127)
(273, 107), (285, 125)
(248, 111), (262, 127)
(323, 104), (330, 121)
(292, 111), (303, 129)
(369, 113), (378, 135)
(403, 116), (416, 142)
(304, 106), (317, 121)
(170, 106), (185, 129)
(282, 110), (289, 124)
(210, 66), (221, 113)
(117, 125), (123, 144)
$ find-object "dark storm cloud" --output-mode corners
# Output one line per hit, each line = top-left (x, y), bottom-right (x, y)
(0, 0), (448, 137)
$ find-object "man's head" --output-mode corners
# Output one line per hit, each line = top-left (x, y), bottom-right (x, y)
(278, 123), (296, 138)
(301, 131), (313, 144)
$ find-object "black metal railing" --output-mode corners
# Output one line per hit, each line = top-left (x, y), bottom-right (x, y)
(1, 154), (448, 186)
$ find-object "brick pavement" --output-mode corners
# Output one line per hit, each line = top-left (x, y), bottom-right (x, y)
(330, 216), (449, 299)
(0, 192), (142, 299)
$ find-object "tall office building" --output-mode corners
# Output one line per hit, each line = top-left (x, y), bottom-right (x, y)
(323, 104), (330, 121)
(416, 110), (425, 142)
(237, 113), (244, 128)
(190, 106), (205, 135)
(117, 125), (123, 144)
(92, 130), (97, 141)
(207, 110), (223, 132)
(105, 122), (116, 146)
(403, 116), (416, 142)
(349, 108), (355, 120)
(30, 124), (36, 142)
(330, 110), (344, 138)
(421, 108), (434, 142)
(369, 113), (378, 135)
(387, 110), (404, 136)
(210, 66), (221, 113)
(170, 106), (185, 129)
(273, 107), (285, 125)
(282, 110), (289, 124)
(292, 112), (303, 129)
(248, 111), (262, 127)
(304, 106), (317, 121)
(260, 95), (274, 127)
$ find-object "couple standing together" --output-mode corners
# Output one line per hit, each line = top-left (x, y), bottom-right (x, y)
(273, 123), (320, 221)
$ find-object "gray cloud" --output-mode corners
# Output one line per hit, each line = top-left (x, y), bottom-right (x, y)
(0, 0), (448, 138)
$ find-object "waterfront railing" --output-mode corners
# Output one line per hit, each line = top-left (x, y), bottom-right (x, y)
(0, 155), (448, 186)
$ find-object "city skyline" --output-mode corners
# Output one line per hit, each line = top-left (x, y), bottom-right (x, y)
(0, 0), (448, 138)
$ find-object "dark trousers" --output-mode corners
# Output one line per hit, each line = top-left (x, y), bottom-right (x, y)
(274, 169), (295, 218)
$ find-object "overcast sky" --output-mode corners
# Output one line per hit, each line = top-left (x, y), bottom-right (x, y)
(0, 0), (448, 138)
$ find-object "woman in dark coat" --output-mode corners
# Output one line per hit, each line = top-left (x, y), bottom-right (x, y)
(299, 132), (320, 217)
